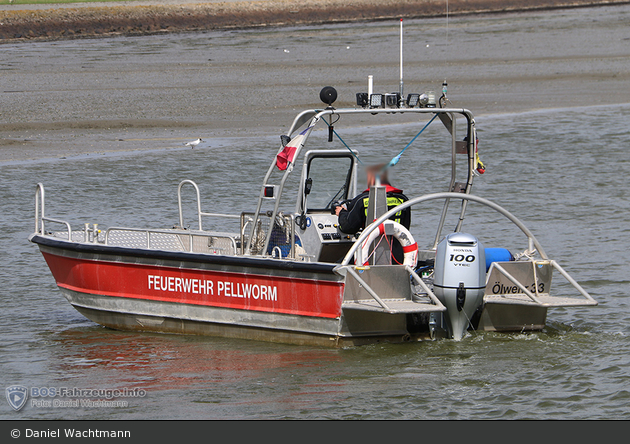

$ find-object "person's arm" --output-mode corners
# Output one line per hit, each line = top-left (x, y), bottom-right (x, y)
(337, 198), (366, 234)
(397, 193), (411, 229)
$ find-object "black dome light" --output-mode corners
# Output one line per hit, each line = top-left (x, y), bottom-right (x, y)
(319, 86), (338, 106)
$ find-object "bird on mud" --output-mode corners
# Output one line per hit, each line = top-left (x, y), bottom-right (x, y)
(184, 138), (203, 148)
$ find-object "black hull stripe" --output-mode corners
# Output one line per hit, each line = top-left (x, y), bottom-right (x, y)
(30, 235), (337, 274)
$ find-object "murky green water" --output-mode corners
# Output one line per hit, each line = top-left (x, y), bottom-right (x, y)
(1, 101), (629, 419)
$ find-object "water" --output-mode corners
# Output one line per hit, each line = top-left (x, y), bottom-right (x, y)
(1, 101), (629, 419)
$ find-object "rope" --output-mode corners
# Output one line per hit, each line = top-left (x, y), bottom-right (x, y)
(321, 112), (438, 174)
(384, 113), (439, 171)
(384, 234), (403, 265)
(364, 232), (386, 264)
(321, 117), (364, 166)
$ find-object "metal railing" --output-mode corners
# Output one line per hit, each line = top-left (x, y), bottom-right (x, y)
(340, 264), (446, 312)
(34, 183), (238, 256)
(337, 192), (596, 307)
(486, 260), (597, 306)
(341, 192), (549, 266)
(35, 183), (72, 240)
(177, 180), (240, 231)
(247, 107), (476, 257)
(104, 226), (237, 254)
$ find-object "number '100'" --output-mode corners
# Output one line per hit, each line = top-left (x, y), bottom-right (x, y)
(449, 254), (476, 262)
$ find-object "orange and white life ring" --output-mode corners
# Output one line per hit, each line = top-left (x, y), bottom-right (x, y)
(355, 221), (418, 267)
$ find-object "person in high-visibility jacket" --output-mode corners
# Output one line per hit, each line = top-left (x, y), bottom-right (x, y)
(334, 165), (411, 263)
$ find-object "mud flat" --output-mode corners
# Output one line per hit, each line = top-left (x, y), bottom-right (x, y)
(1, 2), (630, 162)
(1, 0), (629, 42)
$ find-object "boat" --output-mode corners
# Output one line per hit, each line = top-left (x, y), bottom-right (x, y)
(28, 78), (598, 346)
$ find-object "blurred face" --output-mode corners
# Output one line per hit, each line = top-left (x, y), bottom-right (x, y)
(366, 171), (376, 187)
(365, 168), (387, 188)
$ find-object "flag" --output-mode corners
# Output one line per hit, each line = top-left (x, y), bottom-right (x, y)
(276, 127), (311, 171)
(276, 144), (298, 171)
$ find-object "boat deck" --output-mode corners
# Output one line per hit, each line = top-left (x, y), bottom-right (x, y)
(52, 228), (240, 256)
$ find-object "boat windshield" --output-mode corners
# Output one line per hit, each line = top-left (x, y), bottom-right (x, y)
(306, 154), (354, 212)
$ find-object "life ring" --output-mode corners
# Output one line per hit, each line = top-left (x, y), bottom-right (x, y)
(355, 221), (418, 267)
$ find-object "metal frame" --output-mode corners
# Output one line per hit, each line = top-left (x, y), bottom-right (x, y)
(35, 183), (238, 255)
(335, 263), (446, 314)
(336, 192), (596, 307)
(295, 150), (359, 215)
(104, 226), (237, 254)
(432, 114), (478, 249)
(35, 183), (72, 240)
(177, 180), (239, 232)
(239, 212), (297, 259)
(486, 261), (597, 306)
(37, 104), (478, 260)
(341, 265), (446, 312)
(245, 107), (476, 256)
(340, 192), (548, 266)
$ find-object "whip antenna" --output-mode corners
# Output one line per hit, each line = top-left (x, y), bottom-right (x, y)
(399, 18), (404, 99)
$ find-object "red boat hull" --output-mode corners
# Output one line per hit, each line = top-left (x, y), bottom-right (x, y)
(42, 252), (344, 320)
(31, 235), (431, 346)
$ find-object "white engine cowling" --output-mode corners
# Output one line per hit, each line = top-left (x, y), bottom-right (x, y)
(433, 232), (486, 340)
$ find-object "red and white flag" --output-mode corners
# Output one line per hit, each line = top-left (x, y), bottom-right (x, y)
(276, 127), (311, 171)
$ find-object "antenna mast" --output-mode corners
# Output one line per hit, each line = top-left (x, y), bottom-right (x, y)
(399, 18), (404, 99)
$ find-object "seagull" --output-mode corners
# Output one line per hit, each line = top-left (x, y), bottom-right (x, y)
(184, 138), (202, 148)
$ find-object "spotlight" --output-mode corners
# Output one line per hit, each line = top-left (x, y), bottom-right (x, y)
(424, 91), (437, 108)
(385, 93), (400, 108)
(356, 92), (369, 107)
(406, 93), (420, 107)
(369, 94), (384, 108)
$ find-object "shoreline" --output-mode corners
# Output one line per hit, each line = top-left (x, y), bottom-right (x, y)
(3, 102), (629, 164)
(2, 2), (629, 163)
(1, 0), (629, 42)
(0, 102), (630, 168)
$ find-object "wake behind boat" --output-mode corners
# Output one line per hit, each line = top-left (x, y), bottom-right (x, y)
(29, 77), (597, 345)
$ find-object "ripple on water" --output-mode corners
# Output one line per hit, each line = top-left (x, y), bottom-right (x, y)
(1, 95), (629, 419)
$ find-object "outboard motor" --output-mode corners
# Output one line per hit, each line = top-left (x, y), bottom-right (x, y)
(433, 233), (486, 340)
